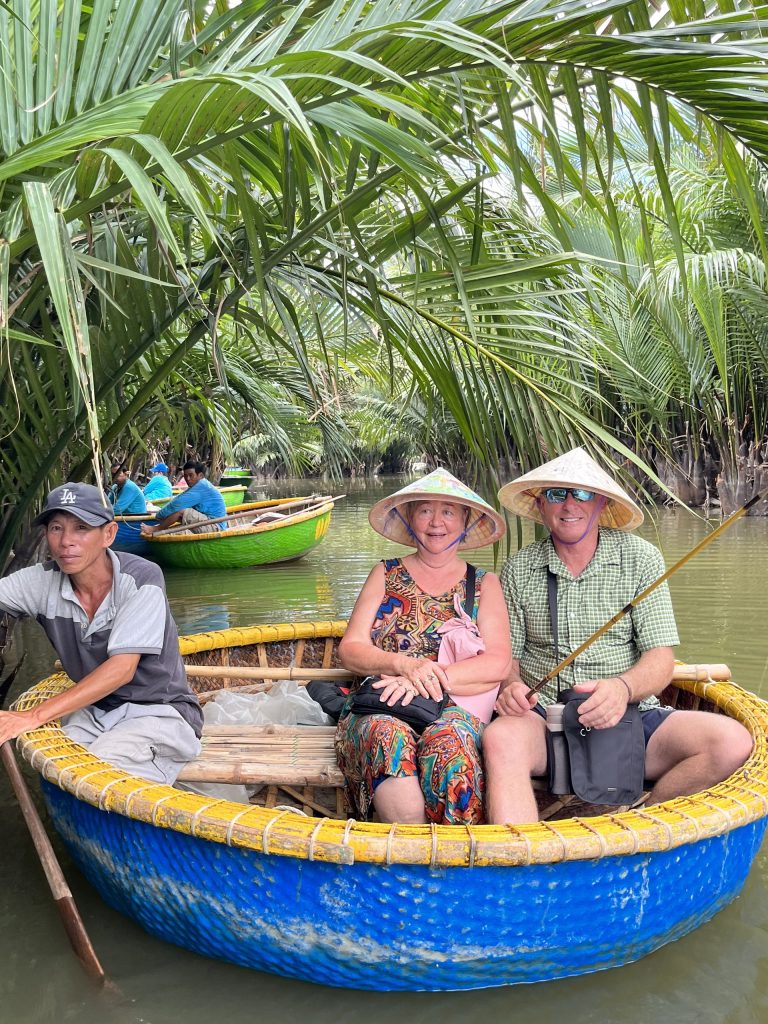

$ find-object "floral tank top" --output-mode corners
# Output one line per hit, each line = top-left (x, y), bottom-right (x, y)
(370, 558), (485, 661)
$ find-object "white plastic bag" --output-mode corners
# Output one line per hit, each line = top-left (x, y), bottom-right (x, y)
(203, 681), (333, 727)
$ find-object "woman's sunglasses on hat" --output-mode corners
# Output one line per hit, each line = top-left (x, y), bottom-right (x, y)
(540, 487), (596, 504)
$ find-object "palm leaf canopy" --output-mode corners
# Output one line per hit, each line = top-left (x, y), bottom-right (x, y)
(2, 0), (768, 566)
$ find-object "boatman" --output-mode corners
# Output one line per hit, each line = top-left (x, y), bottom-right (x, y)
(483, 447), (753, 823)
(109, 462), (147, 515)
(0, 483), (202, 783)
(140, 460), (226, 536)
(142, 462), (174, 502)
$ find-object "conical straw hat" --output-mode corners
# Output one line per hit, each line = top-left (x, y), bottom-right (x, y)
(369, 468), (506, 549)
(497, 448), (644, 531)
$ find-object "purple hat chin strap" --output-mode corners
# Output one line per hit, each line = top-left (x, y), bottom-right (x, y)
(391, 507), (484, 552)
(551, 495), (607, 546)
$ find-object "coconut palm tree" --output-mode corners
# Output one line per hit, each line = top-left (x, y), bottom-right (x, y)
(3, 0), (768, 578)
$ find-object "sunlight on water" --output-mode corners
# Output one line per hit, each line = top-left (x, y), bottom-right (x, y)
(2, 476), (768, 1023)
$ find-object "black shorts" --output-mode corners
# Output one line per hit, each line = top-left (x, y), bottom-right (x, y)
(533, 702), (675, 745)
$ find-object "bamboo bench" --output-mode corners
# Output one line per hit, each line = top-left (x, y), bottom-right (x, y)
(176, 724), (348, 818)
(175, 663), (732, 820)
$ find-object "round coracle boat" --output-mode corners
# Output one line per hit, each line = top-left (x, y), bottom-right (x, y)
(13, 622), (768, 992)
(145, 500), (334, 569)
(113, 499), (276, 557)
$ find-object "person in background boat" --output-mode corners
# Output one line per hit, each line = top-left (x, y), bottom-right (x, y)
(109, 463), (147, 515)
(140, 460), (227, 536)
(0, 483), (202, 783)
(483, 447), (753, 824)
(336, 470), (512, 825)
(142, 462), (173, 502)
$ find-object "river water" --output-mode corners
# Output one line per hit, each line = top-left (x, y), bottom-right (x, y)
(2, 476), (768, 1024)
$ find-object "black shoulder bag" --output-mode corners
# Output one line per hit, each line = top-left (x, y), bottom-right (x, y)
(545, 569), (645, 806)
(348, 565), (477, 734)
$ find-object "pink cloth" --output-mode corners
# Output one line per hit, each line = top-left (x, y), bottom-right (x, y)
(436, 593), (500, 724)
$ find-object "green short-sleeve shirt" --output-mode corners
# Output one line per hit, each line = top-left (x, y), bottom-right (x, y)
(499, 528), (679, 708)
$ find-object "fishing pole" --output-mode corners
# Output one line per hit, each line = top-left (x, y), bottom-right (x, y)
(526, 488), (767, 698)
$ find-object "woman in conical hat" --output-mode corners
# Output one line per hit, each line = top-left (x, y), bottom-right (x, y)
(336, 468), (512, 825)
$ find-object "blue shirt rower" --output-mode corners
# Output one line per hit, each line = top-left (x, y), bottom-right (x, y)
(141, 460), (227, 536)
(108, 463), (147, 515)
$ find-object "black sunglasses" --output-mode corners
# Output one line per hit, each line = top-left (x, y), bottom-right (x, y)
(541, 487), (596, 504)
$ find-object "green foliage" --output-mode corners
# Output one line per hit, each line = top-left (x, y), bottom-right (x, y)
(2, 0), (768, 567)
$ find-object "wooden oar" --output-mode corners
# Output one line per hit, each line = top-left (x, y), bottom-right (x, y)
(526, 489), (766, 697)
(1, 741), (105, 982)
(152, 494), (340, 537)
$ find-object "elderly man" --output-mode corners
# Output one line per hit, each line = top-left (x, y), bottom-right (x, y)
(141, 460), (226, 536)
(0, 483), (202, 783)
(483, 448), (752, 824)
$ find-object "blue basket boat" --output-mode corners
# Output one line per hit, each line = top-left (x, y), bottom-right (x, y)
(13, 623), (768, 991)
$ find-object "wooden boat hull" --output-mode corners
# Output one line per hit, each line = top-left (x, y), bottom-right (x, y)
(147, 502), (333, 569)
(15, 623), (768, 991)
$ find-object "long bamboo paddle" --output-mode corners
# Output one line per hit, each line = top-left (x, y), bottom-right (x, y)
(151, 494), (341, 537)
(526, 490), (766, 698)
(0, 741), (105, 982)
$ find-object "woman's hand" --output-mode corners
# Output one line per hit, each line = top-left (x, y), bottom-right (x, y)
(397, 659), (448, 699)
(373, 660), (448, 704)
(373, 675), (420, 706)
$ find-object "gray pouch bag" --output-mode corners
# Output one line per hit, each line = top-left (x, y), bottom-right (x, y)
(560, 688), (645, 805)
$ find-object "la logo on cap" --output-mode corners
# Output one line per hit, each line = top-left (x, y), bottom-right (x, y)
(59, 488), (77, 505)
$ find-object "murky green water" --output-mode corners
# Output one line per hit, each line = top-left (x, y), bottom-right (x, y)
(2, 477), (768, 1024)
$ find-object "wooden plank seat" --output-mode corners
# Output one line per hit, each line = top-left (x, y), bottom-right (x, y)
(175, 722), (591, 820)
(176, 724), (348, 818)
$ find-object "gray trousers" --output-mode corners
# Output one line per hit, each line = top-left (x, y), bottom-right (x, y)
(181, 508), (219, 534)
(62, 702), (201, 785)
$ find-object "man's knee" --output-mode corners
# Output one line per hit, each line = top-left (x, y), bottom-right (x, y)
(483, 714), (546, 774)
(706, 716), (753, 774)
(646, 710), (753, 783)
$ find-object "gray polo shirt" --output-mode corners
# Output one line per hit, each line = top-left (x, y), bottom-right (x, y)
(0, 549), (202, 736)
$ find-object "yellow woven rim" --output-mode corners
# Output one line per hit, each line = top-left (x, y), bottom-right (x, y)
(14, 622), (768, 868)
(148, 502), (333, 544)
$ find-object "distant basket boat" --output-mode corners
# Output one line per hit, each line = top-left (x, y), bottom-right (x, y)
(145, 498), (334, 569)
(153, 484), (247, 509)
(218, 468), (256, 489)
(13, 622), (768, 991)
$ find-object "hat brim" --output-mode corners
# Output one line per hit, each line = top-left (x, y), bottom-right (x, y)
(369, 492), (506, 549)
(497, 478), (643, 531)
(33, 506), (114, 528)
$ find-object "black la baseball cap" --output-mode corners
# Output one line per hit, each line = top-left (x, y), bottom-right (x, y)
(33, 483), (115, 528)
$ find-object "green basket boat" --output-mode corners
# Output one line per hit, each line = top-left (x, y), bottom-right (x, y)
(146, 499), (334, 569)
(152, 484), (247, 509)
